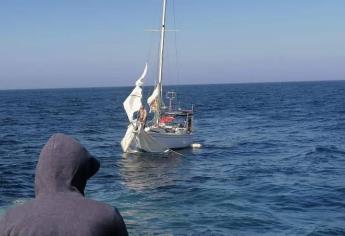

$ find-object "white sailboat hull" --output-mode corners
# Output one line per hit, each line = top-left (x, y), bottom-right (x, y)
(138, 131), (193, 150)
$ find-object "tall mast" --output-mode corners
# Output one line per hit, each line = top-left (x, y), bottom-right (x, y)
(158, 0), (167, 107)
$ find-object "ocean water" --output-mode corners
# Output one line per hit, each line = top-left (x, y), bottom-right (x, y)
(1, 81), (345, 235)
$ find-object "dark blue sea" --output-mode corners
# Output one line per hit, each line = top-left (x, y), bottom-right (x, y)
(1, 81), (345, 235)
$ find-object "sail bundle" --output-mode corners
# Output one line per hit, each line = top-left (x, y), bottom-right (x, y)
(121, 64), (147, 152)
(147, 85), (160, 112)
(123, 64), (147, 122)
(121, 64), (169, 153)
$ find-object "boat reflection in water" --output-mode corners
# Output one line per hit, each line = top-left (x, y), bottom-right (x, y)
(118, 152), (183, 191)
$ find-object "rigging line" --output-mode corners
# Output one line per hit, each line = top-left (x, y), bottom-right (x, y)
(145, 32), (154, 67)
(145, 31), (156, 97)
(148, 32), (156, 97)
(172, 0), (181, 86)
(169, 148), (184, 157)
(150, 2), (164, 87)
(145, 5), (160, 96)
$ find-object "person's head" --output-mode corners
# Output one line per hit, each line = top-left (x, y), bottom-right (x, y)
(35, 133), (100, 197)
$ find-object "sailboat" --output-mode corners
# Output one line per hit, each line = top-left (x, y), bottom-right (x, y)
(121, 0), (194, 153)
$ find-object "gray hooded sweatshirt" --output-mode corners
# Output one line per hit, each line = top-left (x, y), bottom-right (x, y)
(0, 133), (128, 236)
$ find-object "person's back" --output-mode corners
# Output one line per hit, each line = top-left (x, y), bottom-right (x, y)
(0, 133), (128, 236)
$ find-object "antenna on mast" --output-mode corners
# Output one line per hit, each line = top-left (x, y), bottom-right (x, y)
(166, 91), (176, 112)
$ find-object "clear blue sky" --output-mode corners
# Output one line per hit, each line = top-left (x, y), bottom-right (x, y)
(0, 0), (344, 89)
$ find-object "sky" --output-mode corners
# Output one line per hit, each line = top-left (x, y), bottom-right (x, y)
(0, 0), (344, 89)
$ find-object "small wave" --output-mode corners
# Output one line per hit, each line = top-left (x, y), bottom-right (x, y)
(0, 117), (18, 125)
(215, 215), (281, 230)
(0, 139), (21, 146)
(200, 144), (230, 151)
(155, 184), (177, 191)
(306, 145), (345, 156)
(79, 129), (102, 135)
(190, 176), (212, 183)
(308, 226), (345, 236)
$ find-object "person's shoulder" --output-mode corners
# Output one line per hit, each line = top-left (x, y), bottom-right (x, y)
(1, 199), (36, 220)
(82, 198), (128, 235)
(83, 198), (123, 220)
(0, 199), (37, 232)
(83, 198), (112, 210)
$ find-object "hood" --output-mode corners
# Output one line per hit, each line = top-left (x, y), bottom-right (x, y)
(34, 133), (100, 196)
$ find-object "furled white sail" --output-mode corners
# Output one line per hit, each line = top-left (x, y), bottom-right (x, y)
(121, 64), (147, 153)
(121, 123), (137, 152)
(147, 85), (160, 112)
(123, 64), (147, 122)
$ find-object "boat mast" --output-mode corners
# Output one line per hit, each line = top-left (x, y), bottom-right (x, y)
(158, 0), (167, 112)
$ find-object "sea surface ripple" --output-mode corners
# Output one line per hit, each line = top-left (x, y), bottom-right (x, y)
(1, 81), (345, 235)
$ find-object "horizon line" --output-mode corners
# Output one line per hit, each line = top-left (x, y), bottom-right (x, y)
(1, 79), (344, 92)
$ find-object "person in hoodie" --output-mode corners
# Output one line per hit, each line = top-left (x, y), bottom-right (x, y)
(0, 133), (128, 236)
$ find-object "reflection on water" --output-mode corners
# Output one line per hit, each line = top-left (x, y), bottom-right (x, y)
(119, 152), (182, 191)
(115, 149), (200, 233)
